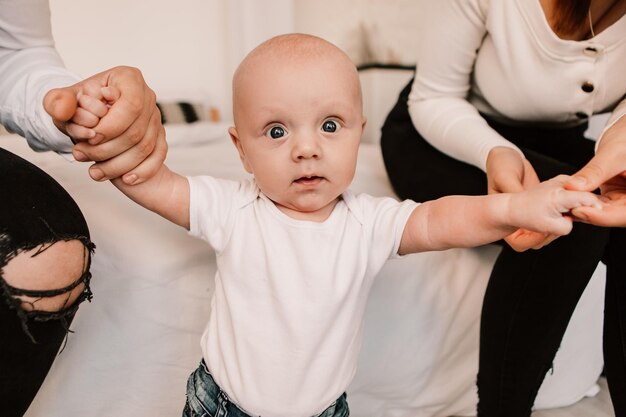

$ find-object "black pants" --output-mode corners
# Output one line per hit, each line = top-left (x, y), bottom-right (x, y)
(0, 147), (94, 417)
(380, 80), (626, 417)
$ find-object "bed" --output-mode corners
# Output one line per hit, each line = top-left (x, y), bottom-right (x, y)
(2, 110), (605, 417)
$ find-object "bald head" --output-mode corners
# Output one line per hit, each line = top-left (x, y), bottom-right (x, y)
(232, 34), (362, 124)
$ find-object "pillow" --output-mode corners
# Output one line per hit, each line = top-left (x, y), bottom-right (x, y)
(156, 101), (230, 147)
(164, 121), (231, 147)
(156, 101), (220, 124)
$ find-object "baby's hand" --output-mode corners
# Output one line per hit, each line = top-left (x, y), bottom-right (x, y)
(508, 175), (603, 238)
(66, 86), (119, 143)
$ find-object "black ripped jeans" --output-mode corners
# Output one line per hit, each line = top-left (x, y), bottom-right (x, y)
(0, 147), (95, 417)
(380, 79), (626, 417)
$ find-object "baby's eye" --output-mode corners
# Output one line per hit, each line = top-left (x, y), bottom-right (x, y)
(266, 126), (286, 139)
(321, 120), (339, 133)
(323, 121), (336, 132)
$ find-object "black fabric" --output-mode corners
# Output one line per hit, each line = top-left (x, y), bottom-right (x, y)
(0, 147), (93, 417)
(0, 148), (90, 249)
(380, 79), (626, 417)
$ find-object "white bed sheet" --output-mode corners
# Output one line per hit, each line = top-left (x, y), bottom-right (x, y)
(1, 131), (604, 417)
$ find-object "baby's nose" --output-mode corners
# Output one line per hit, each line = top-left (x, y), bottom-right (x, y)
(292, 134), (321, 160)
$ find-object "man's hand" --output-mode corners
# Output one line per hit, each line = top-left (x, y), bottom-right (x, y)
(44, 66), (167, 185)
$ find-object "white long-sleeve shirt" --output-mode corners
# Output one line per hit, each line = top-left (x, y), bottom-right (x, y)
(0, 0), (79, 153)
(409, 0), (626, 171)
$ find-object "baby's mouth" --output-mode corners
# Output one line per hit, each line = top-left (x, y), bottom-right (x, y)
(294, 175), (324, 185)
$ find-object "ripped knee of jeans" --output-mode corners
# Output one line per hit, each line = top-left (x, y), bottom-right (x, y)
(0, 232), (96, 344)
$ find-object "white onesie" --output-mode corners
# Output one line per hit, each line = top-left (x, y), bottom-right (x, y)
(188, 175), (417, 417)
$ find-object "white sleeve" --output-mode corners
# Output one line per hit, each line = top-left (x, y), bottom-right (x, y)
(349, 192), (418, 261)
(188, 176), (256, 253)
(0, 0), (81, 154)
(596, 97), (626, 151)
(408, 0), (521, 171)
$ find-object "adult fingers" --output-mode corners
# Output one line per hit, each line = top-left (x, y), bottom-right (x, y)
(80, 131), (155, 181)
(82, 110), (164, 181)
(571, 195), (626, 227)
(566, 153), (614, 192)
(530, 234), (560, 250)
(119, 128), (168, 185)
(93, 66), (156, 143)
(567, 118), (626, 192)
(505, 229), (555, 252)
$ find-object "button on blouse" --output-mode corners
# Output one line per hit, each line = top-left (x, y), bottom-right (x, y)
(581, 82), (595, 93)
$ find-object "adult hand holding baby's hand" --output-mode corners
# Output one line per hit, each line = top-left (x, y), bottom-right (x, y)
(566, 118), (626, 227)
(509, 174), (603, 240)
(486, 146), (556, 251)
(44, 66), (166, 185)
(570, 175), (626, 226)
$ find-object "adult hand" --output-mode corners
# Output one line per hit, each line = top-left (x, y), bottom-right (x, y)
(486, 146), (557, 251)
(566, 117), (626, 226)
(43, 66), (167, 185)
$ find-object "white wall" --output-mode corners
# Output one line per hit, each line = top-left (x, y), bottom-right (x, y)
(47, 0), (440, 143)
(295, 0), (426, 66)
(49, 0), (294, 121)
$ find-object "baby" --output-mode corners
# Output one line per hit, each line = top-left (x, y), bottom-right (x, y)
(75, 34), (601, 417)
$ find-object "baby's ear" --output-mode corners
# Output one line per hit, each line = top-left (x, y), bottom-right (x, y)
(228, 127), (253, 174)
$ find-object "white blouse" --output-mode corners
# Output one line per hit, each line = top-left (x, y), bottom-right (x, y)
(408, 0), (626, 170)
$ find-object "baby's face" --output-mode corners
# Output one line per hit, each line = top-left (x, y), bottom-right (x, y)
(230, 49), (365, 221)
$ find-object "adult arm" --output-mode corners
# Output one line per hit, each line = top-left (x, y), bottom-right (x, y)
(408, 0), (521, 171)
(0, 0), (167, 185)
(408, 0), (546, 250)
(0, 0), (79, 153)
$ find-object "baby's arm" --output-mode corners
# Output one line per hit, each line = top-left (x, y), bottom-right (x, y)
(111, 166), (190, 229)
(398, 175), (602, 255)
(72, 87), (190, 229)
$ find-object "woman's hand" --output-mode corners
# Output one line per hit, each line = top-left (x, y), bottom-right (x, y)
(486, 146), (557, 251)
(566, 117), (626, 226)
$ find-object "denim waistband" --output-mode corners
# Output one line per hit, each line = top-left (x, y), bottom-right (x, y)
(185, 360), (348, 417)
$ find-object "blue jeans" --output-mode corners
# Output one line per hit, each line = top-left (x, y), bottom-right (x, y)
(182, 360), (349, 417)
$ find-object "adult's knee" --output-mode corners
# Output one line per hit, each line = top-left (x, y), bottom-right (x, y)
(1, 238), (92, 313)
(0, 148), (95, 322)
